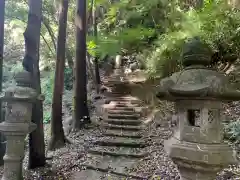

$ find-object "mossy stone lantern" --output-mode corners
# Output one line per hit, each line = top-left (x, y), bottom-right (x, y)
(156, 37), (240, 180)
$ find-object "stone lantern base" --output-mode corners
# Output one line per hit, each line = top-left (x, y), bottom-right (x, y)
(164, 137), (237, 180)
(178, 167), (217, 180)
(113, 69), (124, 77)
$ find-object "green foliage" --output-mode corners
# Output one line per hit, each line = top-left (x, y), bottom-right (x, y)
(144, 0), (240, 77)
(225, 120), (240, 143)
(87, 36), (121, 58)
(64, 67), (73, 90)
(43, 110), (51, 124)
(41, 71), (54, 124)
(88, 0), (240, 78)
(10, 62), (23, 74)
(88, 0), (180, 57)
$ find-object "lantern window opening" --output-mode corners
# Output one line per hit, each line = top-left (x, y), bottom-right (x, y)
(207, 109), (219, 124)
(208, 110), (214, 124)
(187, 109), (200, 127)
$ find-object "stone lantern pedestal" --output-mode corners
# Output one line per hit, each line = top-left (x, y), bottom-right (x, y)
(0, 71), (38, 180)
(156, 37), (239, 180)
(113, 55), (124, 79)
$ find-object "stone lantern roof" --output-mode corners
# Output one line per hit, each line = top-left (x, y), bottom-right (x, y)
(156, 37), (240, 101)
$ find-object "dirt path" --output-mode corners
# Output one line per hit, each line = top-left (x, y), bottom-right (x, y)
(73, 74), (150, 180)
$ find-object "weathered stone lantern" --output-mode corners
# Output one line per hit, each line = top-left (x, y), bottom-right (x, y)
(0, 71), (39, 180)
(156, 37), (239, 180)
(113, 55), (124, 80)
(107, 55), (129, 94)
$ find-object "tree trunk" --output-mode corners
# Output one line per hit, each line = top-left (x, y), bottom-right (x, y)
(92, 5), (101, 91)
(94, 57), (100, 90)
(73, 0), (91, 129)
(86, 0), (100, 93)
(23, 0), (46, 169)
(0, 0), (5, 165)
(87, 0), (94, 32)
(48, 0), (69, 151)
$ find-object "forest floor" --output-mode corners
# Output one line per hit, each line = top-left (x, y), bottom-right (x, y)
(19, 100), (240, 179)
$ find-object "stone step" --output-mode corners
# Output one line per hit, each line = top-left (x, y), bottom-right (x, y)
(107, 97), (140, 102)
(81, 165), (148, 179)
(106, 81), (127, 84)
(72, 169), (108, 180)
(112, 103), (139, 108)
(93, 136), (147, 148)
(103, 129), (143, 138)
(107, 109), (136, 115)
(103, 123), (143, 131)
(109, 100), (140, 105)
(73, 169), (145, 180)
(104, 119), (141, 126)
(82, 165), (149, 180)
(89, 146), (148, 158)
(107, 114), (140, 120)
(102, 80), (122, 83)
(82, 154), (135, 174)
(104, 92), (128, 96)
(112, 96), (139, 100)
(106, 106), (136, 111)
(110, 102), (141, 107)
(110, 100), (139, 104)
(105, 95), (130, 98)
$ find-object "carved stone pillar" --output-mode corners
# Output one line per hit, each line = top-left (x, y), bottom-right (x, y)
(0, 71), (37, 180)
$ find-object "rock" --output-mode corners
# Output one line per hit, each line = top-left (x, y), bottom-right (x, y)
(130, 62), (139, 72)
(93, 95), (102, 100)
(138, 62), (145, 70)
(125, 68), (132, 74)
(63, 117), (73, 136)
(100, 85), (108, 93)
(104, 99), (111, 104)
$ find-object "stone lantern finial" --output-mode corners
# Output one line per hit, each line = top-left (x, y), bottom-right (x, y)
(14, 71), (32, 87)
(182, 36), (212, 67)
(156, 37), (240, 180)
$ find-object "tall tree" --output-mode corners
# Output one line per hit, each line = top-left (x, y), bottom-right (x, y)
(73, 0), (91, 129)
(92, 1), (101, 92)
(86, 0), (100, 93)
(22, 0), (46, 168)
(0, 0), (6, 165)
(48, 0), (69, 150)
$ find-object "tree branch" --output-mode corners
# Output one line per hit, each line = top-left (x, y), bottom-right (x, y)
(5, 15), (55, 56)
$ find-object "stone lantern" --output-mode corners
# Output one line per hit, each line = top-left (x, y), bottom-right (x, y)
(107, 55), (129, 94)
(114, 55), (124, 78)
(0, 70), (40, 180)
(156, 37), (239, 180)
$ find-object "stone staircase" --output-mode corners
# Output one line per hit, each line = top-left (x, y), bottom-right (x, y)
(73, 75), (150, 180)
